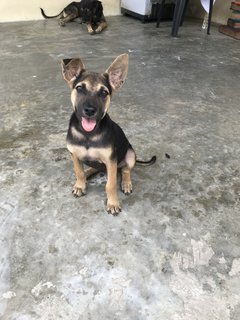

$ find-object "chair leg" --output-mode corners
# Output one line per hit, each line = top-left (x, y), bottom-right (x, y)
(180, 0), (189, 26)
(171, 0), (186, 37)
(207, 0), (214, 35)
(156, 0), (166, 28)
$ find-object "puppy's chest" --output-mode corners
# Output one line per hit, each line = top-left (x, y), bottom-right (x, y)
(67, 137), (112, 163)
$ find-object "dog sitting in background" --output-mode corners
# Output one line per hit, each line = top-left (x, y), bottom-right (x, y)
(40, 0), (107, 34)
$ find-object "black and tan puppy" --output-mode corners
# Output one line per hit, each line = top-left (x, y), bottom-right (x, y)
(61, 54), (156, 215)
(40, 0), (107, 34)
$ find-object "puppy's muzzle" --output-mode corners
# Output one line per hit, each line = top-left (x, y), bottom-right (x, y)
(83, 105), (97, 118)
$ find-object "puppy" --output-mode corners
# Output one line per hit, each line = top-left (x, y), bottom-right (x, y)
(40, 0), (107, 34)
(61, 54), (156, 215)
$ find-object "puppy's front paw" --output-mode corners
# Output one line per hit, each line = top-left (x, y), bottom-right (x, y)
(87, 25), (95, 35)
(72, 181), (86, 197)
(107, 199), (121, 216)
(95, 26), (102, 34)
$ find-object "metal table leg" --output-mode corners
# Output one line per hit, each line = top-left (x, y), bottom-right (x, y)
(156, 0), (166, 28)
(207, 0), (214, 35)
(171, 0), (187, 37)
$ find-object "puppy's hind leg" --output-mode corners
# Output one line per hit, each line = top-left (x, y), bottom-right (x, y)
(59, 8), (78, 26)
(84, 167), (99, 179)
(120, 148), (136, 195)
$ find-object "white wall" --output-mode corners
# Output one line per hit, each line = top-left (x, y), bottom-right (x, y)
(0, 0), (121, 22)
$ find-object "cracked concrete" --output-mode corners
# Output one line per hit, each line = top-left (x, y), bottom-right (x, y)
(0, 16), (240, 319)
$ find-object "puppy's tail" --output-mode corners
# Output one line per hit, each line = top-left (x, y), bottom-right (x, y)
(136, 155), (156, 166)
(40, 8), (63, 19)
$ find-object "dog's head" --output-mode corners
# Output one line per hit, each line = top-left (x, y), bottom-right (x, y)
(78, 0), (103, 24)
(61, 54), (128, 133)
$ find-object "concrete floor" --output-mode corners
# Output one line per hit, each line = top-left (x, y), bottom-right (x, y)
(0, 15), (240, 319)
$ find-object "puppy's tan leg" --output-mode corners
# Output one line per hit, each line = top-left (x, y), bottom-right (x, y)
(71, 153), (86, 196)
(105, 161), (120, 215)
(86, 23), (95, 35)
(121, 148), (136, 195)
(95, 21), (108, 34)
(84, 167), (99, 179)
(59, 12), (77, 26)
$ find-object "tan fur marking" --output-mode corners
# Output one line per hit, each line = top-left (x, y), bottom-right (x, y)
(67, 144), (88, 160)
(71, 153), (86, 196)
(121, 168), (132, 194)
(71, 89), (78, 106)
(101, 96), (111, 118)
(71, 127), (85, 140)
(89, 147), (112, 163)
(87, 23), (94, 34)
(67, 143), (112, 163)
(95, 21), (108, 34)
(90, 133), (103, 142)
(120, 149), (135, 194)
(125, 148), (136, 169)
(93, 83), (109, 94)
(105, 160), (120, 214)
(75, 80), (110, 96)
(85, 167), (98, 178)
(80, 80), (93, 92)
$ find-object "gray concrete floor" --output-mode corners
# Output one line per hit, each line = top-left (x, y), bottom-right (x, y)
(0, 15), (240, 319)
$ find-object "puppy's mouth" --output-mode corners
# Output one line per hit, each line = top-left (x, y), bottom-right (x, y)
(81, 117), (97, 132)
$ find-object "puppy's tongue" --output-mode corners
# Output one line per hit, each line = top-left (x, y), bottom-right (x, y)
(81, 117), (96, 132)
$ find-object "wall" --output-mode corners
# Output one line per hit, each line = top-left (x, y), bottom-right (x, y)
(187, 0), (232, 25)
(0, 0), (121, 22)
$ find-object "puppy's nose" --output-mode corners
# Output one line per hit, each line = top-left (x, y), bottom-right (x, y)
(83, 105), (96, 118)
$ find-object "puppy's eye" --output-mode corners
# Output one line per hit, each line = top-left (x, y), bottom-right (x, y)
(99, 89), (109, 98)
(75, 84), (84, 93)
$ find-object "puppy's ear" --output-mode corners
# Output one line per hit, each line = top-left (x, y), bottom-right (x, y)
(105, 53), (129, 91)
(61, 58), (85, 83)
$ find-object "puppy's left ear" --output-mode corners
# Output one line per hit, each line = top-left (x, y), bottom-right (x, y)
(61, 58), (85, 83)
(105, 53), (129, 91)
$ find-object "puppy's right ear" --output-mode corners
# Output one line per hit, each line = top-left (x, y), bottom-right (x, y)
(61, 58), (85, 83)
